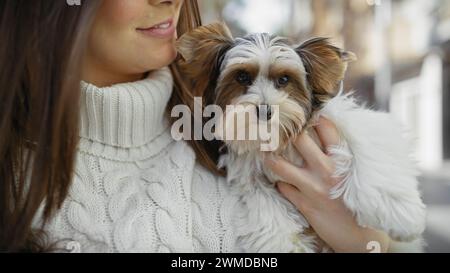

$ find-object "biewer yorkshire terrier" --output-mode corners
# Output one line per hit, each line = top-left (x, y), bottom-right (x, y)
(176, 22), (426, 253)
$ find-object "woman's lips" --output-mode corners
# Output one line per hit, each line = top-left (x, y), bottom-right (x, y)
(137, 19), (175, 39)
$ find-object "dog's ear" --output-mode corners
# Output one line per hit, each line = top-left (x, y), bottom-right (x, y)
(177, 22), (234, 62)
(295, 38), (356, 103)
(176, 22), (234, 98)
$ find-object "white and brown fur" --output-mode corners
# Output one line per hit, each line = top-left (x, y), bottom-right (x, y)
(176, 22), (426, 253)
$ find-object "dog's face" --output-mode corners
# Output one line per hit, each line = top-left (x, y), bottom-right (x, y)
(177, 23), (355, 154)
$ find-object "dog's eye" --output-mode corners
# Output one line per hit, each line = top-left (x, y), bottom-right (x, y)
(236, 71), (252, 86)
(277, 76), (290, 87)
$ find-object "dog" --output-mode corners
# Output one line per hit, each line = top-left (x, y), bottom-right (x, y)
(176, 22), (426, 253)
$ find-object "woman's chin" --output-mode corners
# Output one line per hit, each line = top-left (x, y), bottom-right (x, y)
(142, 46), (177, 70)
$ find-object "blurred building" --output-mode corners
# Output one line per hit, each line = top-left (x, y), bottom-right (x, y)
(388, 0), (450, 172)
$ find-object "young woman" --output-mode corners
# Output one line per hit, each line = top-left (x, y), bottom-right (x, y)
(0, 0), (405, 252)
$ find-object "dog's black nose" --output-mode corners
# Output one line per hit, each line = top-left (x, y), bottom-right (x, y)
(256, 104), (272, 121)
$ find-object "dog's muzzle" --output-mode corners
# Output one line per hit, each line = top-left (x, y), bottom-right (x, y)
(256, 104), (273, 121)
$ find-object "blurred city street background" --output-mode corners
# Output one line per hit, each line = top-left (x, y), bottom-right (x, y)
(199, 0), (450, 252)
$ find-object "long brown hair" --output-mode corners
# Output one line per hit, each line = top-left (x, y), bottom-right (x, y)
(170, 1), (225, 176)
(0, 0), (102, 252)
(0, 0), (219, 252)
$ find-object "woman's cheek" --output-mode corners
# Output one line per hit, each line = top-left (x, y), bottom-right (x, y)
(98, 0), (144, 26)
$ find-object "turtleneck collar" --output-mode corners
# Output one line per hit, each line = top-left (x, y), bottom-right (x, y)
(79, 67), (173, 149)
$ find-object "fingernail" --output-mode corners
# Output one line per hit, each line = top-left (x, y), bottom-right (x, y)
(275, 183), (281, 192)
(276, 182), (287, 193)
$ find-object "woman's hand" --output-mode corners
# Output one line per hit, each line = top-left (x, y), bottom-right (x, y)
(264, 117), (390, 253)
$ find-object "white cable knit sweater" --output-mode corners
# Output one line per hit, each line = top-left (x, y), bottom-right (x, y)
(41, 67), (237, 253)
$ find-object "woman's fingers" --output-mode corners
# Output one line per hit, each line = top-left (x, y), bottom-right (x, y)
(314, 117), (341, 152)
(265, 156), (320, 194)
(293, 132), (327, 167)
(265, 118), (341, 194)
(276, 182), (309, 213)
(293, 132), (335, 175)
